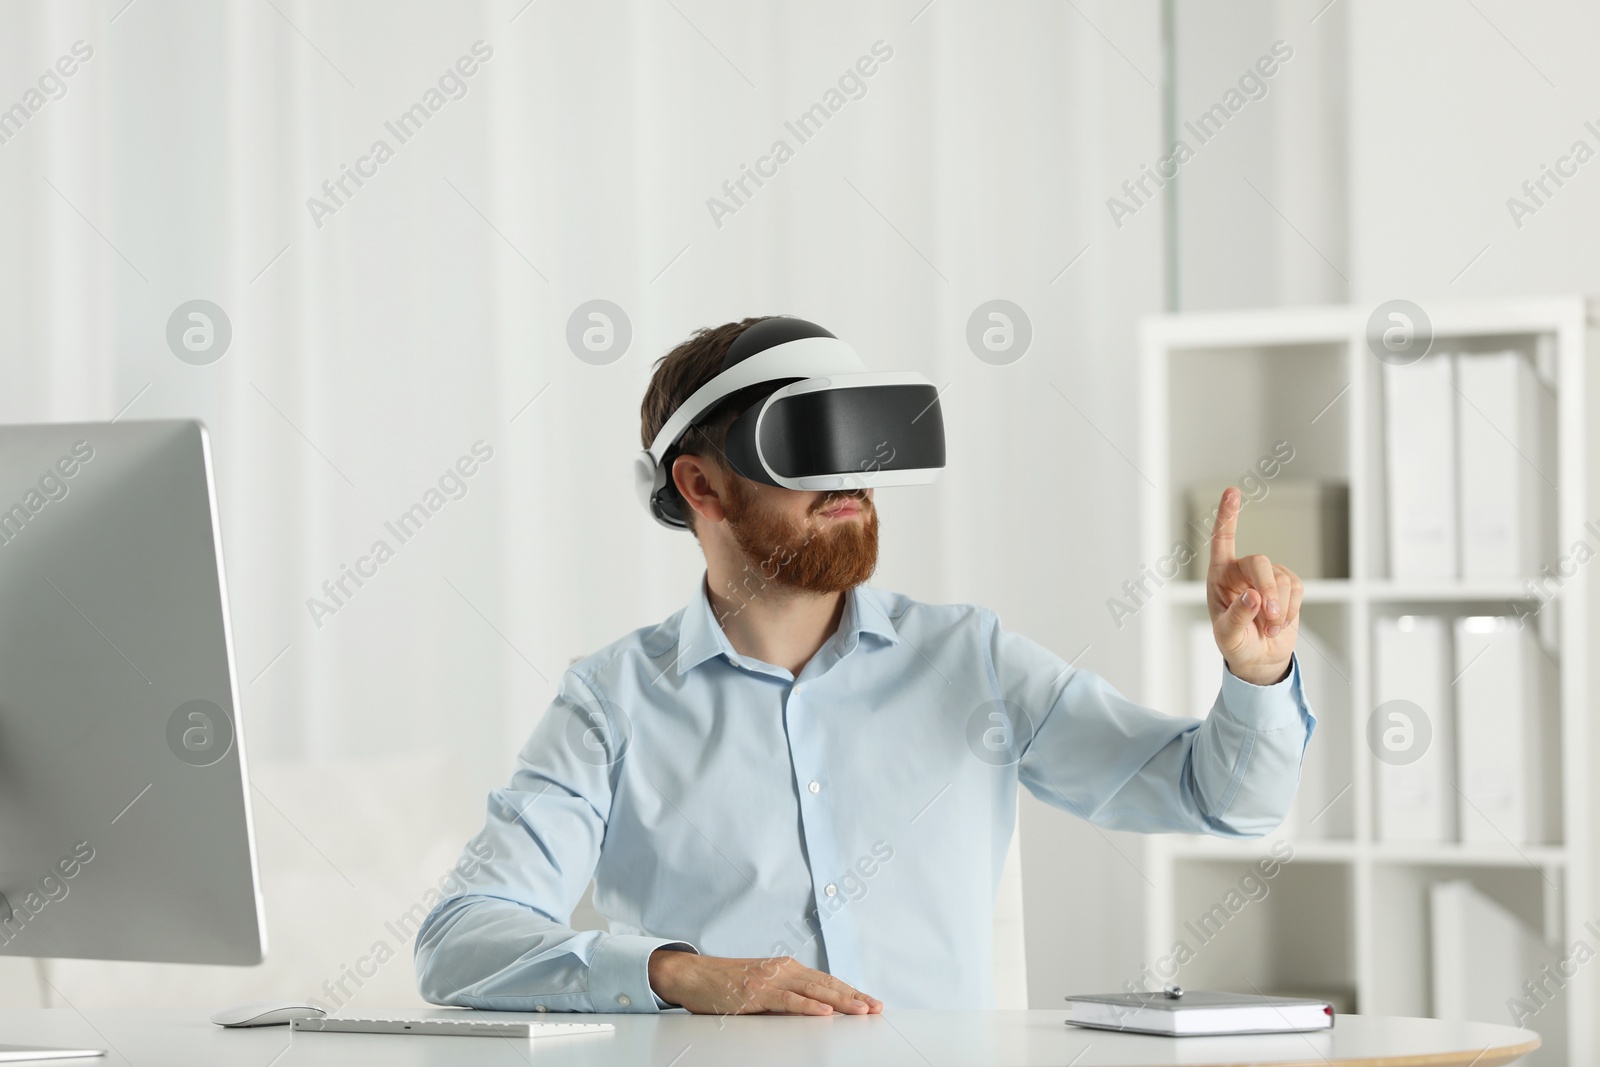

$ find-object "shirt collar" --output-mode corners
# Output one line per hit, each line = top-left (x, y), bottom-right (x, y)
(675, 570), (900, 676)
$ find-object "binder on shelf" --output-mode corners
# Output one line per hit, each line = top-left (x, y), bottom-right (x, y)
(1453, 617), (1557, 846)
(1454, 351), (1551, 579)
(1372, 616), (1454, 843)
(1383, 356), (1457, 579)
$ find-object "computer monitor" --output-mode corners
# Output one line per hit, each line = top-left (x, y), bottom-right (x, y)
(0, 419), (265, 965)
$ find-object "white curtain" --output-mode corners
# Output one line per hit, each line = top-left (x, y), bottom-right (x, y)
(0, 0), (1163, 1009)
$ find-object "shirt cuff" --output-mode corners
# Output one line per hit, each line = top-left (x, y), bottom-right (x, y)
(1217, 653), (1304, 730)
(588, 934), (697, 1013)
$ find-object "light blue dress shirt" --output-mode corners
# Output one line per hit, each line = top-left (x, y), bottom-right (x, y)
(414, 571), (1314, 1012)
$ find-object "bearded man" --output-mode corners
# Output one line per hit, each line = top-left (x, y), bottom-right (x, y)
(414, 315), (1313, 1016)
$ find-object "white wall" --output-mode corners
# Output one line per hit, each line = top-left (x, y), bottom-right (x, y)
(1171, 0), (1348, 312)
(1346, 1), (1600, 302)
(0, 0), (1166, 1011)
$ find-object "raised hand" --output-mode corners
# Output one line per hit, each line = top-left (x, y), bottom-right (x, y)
(1207, 486), (1300, 686)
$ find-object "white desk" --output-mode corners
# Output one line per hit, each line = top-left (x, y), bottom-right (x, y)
(0, 1008), (1538, 1066)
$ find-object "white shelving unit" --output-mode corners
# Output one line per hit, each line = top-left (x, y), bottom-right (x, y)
(1138, 298), (1591, 1063)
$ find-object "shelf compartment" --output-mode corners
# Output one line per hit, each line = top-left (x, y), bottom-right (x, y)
(1163, 340), (1351, 581)
(1162, 856), (1357, 1011)
(1367, 862), (1561, 1020)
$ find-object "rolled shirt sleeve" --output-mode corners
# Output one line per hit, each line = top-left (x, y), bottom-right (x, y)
(413, 671), (698, 1012)
(996, 616), (1315, 838)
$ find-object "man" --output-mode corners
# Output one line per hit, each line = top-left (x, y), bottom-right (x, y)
(415, 315), (1313, 1016)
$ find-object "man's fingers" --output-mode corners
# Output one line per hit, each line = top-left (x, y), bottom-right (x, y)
(719, 957), (883, 1017)
(1239, 554), (1278, 624)
(796, 978), (870, 1014)
(1209, 487), (1241, 569)
(784, 965), (880, 1013)
(812, 971), (881, 1011)
(1281, 567), (1303, 627)
(1215, 587), (1260, 652)
(1270, 568), (1294, 638)
(768, 987), (834, 1015)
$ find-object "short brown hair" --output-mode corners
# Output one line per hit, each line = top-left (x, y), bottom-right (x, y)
(640, 315), (777, 529)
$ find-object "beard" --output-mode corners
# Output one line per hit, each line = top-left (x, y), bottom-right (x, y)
(722, 477), (880, 595)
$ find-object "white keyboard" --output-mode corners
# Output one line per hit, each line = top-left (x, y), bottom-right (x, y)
(291, 1015), (614, 1039)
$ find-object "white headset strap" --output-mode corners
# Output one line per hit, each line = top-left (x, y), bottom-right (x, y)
(645, 336), (865, 464)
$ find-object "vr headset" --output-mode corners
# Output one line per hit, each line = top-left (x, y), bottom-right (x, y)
(635, 317), (946, 530)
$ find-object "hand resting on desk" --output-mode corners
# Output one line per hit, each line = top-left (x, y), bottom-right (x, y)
(648, 950), (884, 1015)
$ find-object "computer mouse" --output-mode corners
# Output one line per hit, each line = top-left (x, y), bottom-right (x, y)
(210, 1000), (328, 1028)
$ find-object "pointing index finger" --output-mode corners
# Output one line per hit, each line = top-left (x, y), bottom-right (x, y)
(1210, 487), (1240, 568)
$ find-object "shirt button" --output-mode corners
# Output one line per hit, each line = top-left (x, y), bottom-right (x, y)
(616, 994), (631, 1007)
(534, 1005), (547, 1013)
(808, 780), (820, 794)
(824, 883), (838, 898)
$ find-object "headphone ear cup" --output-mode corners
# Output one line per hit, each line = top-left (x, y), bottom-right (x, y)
(656, 486), (685, 527)
(635, 450), (688, 529)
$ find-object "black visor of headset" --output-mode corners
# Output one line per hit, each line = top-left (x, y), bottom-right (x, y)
(634, 318), (946, 529)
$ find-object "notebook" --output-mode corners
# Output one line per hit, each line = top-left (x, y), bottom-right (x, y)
(1064, 990), (1335, 1036)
